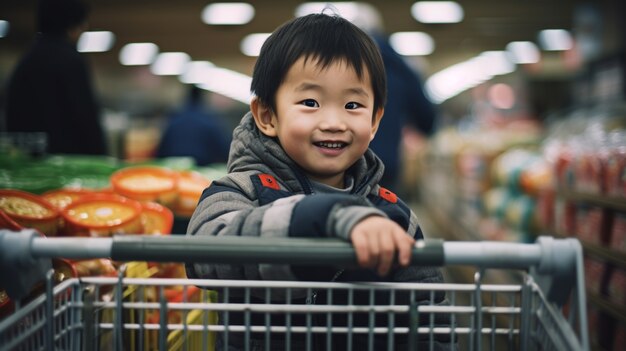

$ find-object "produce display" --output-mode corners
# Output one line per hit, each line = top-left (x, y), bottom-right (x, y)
(0, 154), (225, 319)
(62, 194), (144, 237)
(0, 189), (59, 236)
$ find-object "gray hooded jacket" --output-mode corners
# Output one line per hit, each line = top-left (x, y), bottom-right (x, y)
(185, 112), (453, 349)
(186, 112), (440, 284)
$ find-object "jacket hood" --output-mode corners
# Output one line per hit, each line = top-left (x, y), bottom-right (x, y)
(228, 112), (385, 194)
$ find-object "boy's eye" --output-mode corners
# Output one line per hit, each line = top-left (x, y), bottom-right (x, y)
(300, 99), (319, 108)
(345, 102), (362, 110)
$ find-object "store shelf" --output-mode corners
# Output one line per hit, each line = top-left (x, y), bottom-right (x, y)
(558, 190), (626, 212)
(582, 241), (626, 271)
(553, 230), (626, 270)
(588, 292), (626, 327)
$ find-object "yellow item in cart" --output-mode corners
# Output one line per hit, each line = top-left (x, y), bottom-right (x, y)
(121, 261), (217, 351)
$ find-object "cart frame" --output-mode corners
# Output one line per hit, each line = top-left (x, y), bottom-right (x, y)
(0, 231), (589, 350)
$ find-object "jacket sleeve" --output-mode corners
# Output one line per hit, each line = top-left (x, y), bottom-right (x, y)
(185, 179), (387, 283)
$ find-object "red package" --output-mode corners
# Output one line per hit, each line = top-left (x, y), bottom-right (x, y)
(584, 258), (605, 295)
(610, 213), (626, 253)
(554, 199), (576, 236)
(575, 205), (606, 244)
(607, 267), (626, 307)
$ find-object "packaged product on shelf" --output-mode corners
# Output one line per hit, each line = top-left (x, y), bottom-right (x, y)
(42, 188), (95, 210)
(606, 266), (626, 307)
(584, 257), (606, 296)
(554, 198), (577, 236)
(483, 186), (539, 240)
(574, 205), (608, 245)
(110, 166), (179, 207)
(586, 305), (600, 349)
(536, 189), (556, 232)
(543, 135), (575, 190)
(140, 201), (174, 235)
(0, 189), (59, 236)
(492, 149), (552, 195)
(61, 193), (143, 237)
(174, 170), (211, 218)
(609, 212), (626, 253)
(605, 131), (626, 198)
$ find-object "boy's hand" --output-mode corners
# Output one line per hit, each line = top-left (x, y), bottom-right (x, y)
(350, 216), (415, 276)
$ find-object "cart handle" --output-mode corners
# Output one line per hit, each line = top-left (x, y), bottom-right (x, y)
(2, 229), (580, 272)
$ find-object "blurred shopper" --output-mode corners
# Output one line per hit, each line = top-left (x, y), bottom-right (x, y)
(353, 5), (437, 192)
(5, 0), (108, 155)
(157, 86), (231, 166)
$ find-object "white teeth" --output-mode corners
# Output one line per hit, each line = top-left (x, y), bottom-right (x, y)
(318, 142), (344, 149)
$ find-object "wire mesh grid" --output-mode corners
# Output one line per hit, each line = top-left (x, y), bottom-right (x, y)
(0, 267), (582, 351)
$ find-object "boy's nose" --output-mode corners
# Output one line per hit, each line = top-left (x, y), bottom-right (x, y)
(319, 109), (347, 131)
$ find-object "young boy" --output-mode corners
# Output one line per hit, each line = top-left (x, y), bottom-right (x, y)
(186, 13), (451, 350)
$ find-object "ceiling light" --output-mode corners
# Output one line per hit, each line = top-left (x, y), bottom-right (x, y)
(477, 51), (516, 76)
(77, 31), (115, 53)
(425, 51), (515, 103)
(389, 32), (434, 56)
(411, 1), (464, 24)
(179, 61), (215, 84)
(506, 41), (540, 64)
(119, 42), (159, 66)
(150, 52), (190, 76)
(201, 3), (255, 25)
(240, 33), (271, 57)
(538, 29), (573, 51)
(198, 67), (253, 104)
(0, 20), (9, 38)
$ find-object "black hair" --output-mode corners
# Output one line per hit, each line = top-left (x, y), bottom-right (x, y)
(37, 0), (89, 35)
(250, 13), (387, 116)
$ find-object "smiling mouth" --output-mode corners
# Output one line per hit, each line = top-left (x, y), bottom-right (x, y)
(314, 141), (347, 149)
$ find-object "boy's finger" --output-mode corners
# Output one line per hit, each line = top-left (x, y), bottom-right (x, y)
(397, 233), (414, 266)
(351, 233), (371, 267)
(376, 232), (394, 276)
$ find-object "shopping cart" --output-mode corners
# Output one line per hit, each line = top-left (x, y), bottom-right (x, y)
(0, 230), (589, 350)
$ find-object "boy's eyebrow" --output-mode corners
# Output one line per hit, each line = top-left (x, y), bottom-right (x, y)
(295, 83), (370, 97)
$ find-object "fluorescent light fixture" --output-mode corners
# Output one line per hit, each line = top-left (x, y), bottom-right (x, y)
(389, 32), (434, 56)
(77, 31), (115, 53)
(179, 61), (215, 84)
(426, 51), (516, 103)
(506, 41), (540, 64)
(0, 20), (9, 38)
(119, 42), (159, 66)
(240, 33), (271, 57)
(411, 1), (464, 24)
(202, 2), (255, 25)
(295, 2), (361, 21)
(150, 52), (190, 76)
(538, 29), (573, 51)
(477, 51), (515, 76)
(198, 67), (253, 104)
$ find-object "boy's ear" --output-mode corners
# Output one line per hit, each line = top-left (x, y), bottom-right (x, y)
(369, 107), (384, 141)
(250, 97), (278, 137)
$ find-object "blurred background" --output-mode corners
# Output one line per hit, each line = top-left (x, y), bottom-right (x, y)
(0, 1), (625, 348)
(0, 1), (623, 158)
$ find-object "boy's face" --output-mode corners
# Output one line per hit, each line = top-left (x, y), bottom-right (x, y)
(252, 57), (383, 188)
